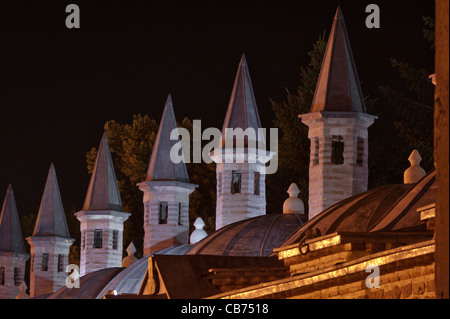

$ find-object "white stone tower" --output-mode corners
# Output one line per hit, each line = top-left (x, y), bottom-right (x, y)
(0, 185), (29, 299)
(75, 133), (130, 276)
(299, 7), (377, 219)
(138, 95), (197, 256)
(211, 54), (273, 230)
(26, 164), (74, 297)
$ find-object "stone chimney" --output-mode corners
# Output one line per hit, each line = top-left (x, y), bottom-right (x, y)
(299, 7), (377, 219)
(26, 164), (74, 297)
(75, 133), (130, 276)
(211, 54), (274, 230)
(138, 95), (197, 256)
(0, 185), (29, 299)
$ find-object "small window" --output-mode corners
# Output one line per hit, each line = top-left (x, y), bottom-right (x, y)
(0, 267), (5, 285)
(331, 135), (344, 164)
(112, 230), (119, 250)
(178, 203), (182, 225)
(356, 137), (364, 166)
(93, 229), (103, 248)
(254, 172), (260, 195)
(159, 202), (168, 224)
(14, 268), (21, 286)
(313, 137), (319, 165)
(57, 255), (64, 272)
(231, 170), (242, 194)
(41, 253), (49, 272)
(145, 202), (150, 225)
(81, 231), (86, 250)
(218, 172), (222, 195)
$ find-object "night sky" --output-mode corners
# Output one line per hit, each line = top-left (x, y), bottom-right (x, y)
(0, 0), (434, 220)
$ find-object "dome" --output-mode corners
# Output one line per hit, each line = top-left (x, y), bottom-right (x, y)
(280, 169), (436, 248)
(187, 213), (304, 256)
(46, 267), (123, 299)
(44, 244), (192, 299)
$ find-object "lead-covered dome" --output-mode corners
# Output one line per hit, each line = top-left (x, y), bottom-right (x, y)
(187, 213), (304, 256)
(280, 169), (436, 248)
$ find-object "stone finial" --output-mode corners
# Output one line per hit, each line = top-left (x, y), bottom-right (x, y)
(122, 242), (138, 267)
(190, 217), (208, 244)
(404, 149), (426, 184)
(283, 183), (305, 215)
(15, 282), (29, 299)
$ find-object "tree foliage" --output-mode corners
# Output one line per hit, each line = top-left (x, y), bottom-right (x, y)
(85, 115), (216, 257)
(371, 18), (435, 187)
(266, 32), (327, 216)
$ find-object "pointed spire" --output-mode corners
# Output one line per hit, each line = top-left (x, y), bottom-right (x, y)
(221, 54), (262, 140)
(83, 133), (123, 211)
(33, 163), (71, 237)
(310, 7), (366, 113)
(146, 95), (190, 182)
(0, 185), (26, 253)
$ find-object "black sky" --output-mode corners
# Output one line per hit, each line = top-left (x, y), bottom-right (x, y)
(0, 0), (434, 219)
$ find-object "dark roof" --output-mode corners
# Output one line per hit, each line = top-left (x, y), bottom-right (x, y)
(97, 257), (149, 298)
(221, 54), (262, 145)
(33, 163), (71, 237)
(310, 6), (366, 113)
(96, 244), (192, 298)
(140, 254), (285, 299)
(82, 132), (123, 211)
(371, 169), (436, 232)
(280, 170), (436, 248)
(145, 95), (190, 183)
(46, 267), (124, 299)
(187, 214), (303, 256)
(0, 185), (26, 253)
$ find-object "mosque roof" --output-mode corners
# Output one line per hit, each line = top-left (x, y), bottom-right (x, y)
(46, 267), (124, 299)
(187, 213), (303, 256)
(43, 168), (436, 299)
(280, 169), (436, 248)
(96, 244), (193, 298)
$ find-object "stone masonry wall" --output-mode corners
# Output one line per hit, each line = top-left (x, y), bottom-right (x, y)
(303, 115), (374, 219)
(215, 161), (266, 230)
(0, 253), (29, 299)
(289, 263), (435, 299)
